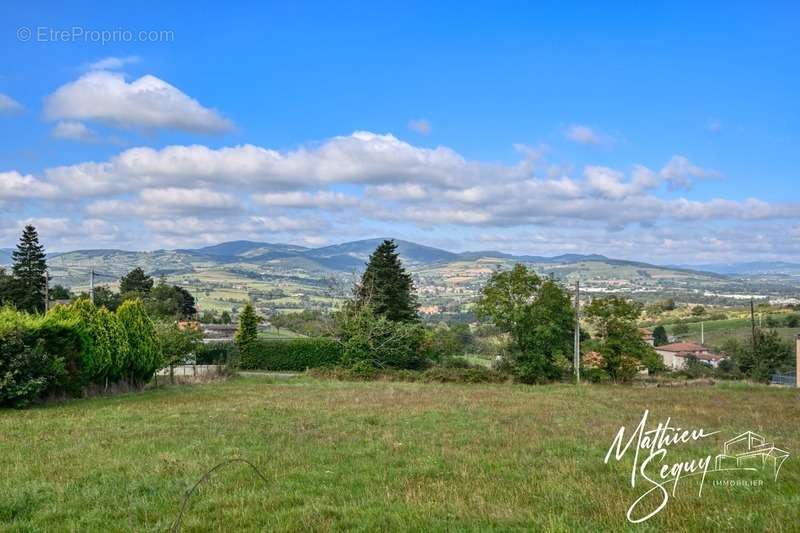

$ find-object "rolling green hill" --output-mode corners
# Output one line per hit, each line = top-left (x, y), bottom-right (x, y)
(10, 238), (795, 317)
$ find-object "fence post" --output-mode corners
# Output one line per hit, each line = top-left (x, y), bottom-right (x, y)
(795, 334), (799, 388)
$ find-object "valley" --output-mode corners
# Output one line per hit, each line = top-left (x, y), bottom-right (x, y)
(4, 239), (798, 319)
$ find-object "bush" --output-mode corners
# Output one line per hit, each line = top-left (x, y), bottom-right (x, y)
(419, 366), (508, 383)
(155, 321), (202, 369)
(335, 303), (427, 370)
(239, 338), (342, 371)
(1, 300), (164, 407)
(0, 307), (84, 406)
(196, 342), (239, 365)
(48, 300), (115, 383)
(116, 300), (161, 385)
(306, 364), (509, 384)
(0, 329), (61, 407)
(582, 367), (611, 383)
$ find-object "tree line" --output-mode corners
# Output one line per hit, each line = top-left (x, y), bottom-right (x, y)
(1, 226), (206, 407)
(0, 225), (199, 321)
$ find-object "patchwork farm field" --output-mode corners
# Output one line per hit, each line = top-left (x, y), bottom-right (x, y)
(1, 378), (798, 531)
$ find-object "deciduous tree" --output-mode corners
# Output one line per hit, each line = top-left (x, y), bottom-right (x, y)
(476, 264), (575, 382)
(119, 267), (153, 297)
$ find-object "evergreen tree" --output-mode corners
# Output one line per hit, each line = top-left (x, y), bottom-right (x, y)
(119, 267), (153, 296)
(356, 240), (419, 322)
(175, 286), (197, 318)
(652, 325), (668, 346)
(11, 225), (48, 313)
(235, 303), (260, 354)
(116, 299), (161, 385)
(0, 268), (12, 306)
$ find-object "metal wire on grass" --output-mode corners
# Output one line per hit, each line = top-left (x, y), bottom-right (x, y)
(170, 458), (270, 532)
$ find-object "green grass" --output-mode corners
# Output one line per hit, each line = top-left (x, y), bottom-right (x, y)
(666, 315), (799, 348)
(1, 378), (798, 531)
(257, 328), (306, 340)
(458, 354), (494, 368)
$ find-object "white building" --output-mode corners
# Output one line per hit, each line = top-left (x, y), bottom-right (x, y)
(656, 342), (725, 370)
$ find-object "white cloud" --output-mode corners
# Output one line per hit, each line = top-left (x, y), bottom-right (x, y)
(408, 118), (432, 135)
(84, 56), (140, 71)
(247, 215), (328, 232)
(86, 187), (239, 216)
(366, 183), (428, 201)
(0, 171), (59, 200)
(5, 130), (800, 260)
(253, 191), (359, 209)
(44, 71), (233, 133)
(565, 124), (606, 145)
(0, 93), (23, 114)
(41, 132), (515, 195)
(51, 121), (99, 142)
(659, 155), (717, 189)
(0, 217), (119, 244)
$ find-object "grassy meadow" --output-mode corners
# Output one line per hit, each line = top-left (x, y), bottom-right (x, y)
(1, 377), (798, 532)
(666, 316), (799, 348)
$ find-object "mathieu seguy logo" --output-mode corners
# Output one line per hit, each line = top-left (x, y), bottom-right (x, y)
(604, 410), (790, 523)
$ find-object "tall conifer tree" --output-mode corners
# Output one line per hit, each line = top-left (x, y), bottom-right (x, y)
(356, 240), (419, 322)
(11, 225), (47, 313)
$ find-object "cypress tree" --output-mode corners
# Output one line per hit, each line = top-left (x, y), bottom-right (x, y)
(11, 225), (48, 313)
(117, 299), (161, 385)
(356, 240), (419, 322)
(235, 303), (259, 352)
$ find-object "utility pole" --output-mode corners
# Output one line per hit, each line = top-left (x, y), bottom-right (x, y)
(700, 321), (704, 345)
(574, 281), (580, 384)
(750, 297), (757, 354)
(89, 267), (95, 304)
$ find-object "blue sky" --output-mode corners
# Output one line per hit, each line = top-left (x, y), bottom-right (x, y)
(1, 1), (798, 263)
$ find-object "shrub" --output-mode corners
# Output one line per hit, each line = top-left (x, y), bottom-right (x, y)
(196, 342), (239, 365)
(306, 365), (509, 384)
(0, 307), (84, 406)
(47, 300), (114, 383)
(0, 328), (62, 407)
(419, 366), (508, 384)
(1, 300), (163, 407)
(155, 321), (202, 370)
(117, 300), (161, 385)
(335, 303), (427, 370)
(95, 307), (130, 381)
(239, 338), (342, 371)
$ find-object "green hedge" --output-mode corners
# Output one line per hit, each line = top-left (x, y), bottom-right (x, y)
(1, 307), (84, 406)
(240, 338), (342, 371)
(1, 299), (163, 407)
(196, 342), (238, 365)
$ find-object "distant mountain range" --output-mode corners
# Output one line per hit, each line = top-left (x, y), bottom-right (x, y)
(3, 238), (795, 276)
(672, 261), (800, 276)
(36, 238), (718, 277)
(3, 239), (798, 313)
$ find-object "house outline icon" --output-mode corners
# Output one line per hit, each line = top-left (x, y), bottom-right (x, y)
(714, 431), (790, 480)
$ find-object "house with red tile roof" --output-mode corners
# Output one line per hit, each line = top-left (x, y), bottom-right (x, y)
(655, 341), (726, 370)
